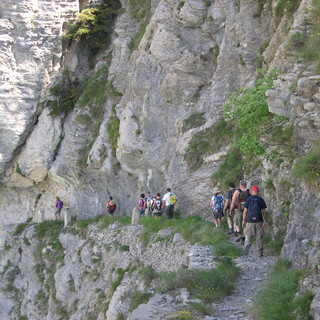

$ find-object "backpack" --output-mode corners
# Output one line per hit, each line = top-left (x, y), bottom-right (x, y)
(153, 198), (163, 211)
(145, 196), (153, 208)
(213, 195), (223, 212)
(169, 193), (177, 205)
(247, 197), (263, 222)
(237, 189), (250, 211)
(109, 203), (116, 211)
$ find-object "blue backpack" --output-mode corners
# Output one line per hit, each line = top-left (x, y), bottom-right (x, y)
(213, 195), (223, 212)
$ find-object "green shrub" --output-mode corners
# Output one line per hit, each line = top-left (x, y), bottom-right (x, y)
(139, 266), (157, 286)
(254, 259), (311, 320)
(182, 113), (206, 133)
(111, 268), (127, 292)
(46, 72), (79, 116)
(184, 118), (233, 171)
(120, 244), (130, 251)
(293, 141), (320, 185)
(13, 223), (28, 236)
(224, 69), (277, 158)
(15, 165), (26, 177)
(63, 0), (122, 56)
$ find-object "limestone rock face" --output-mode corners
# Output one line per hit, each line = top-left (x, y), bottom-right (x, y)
(0, 222), (214, 320)
(0, 0), (320, 313)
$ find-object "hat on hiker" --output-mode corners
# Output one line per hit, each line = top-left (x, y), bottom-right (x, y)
(251, 186), (259, 192)
(212, 187), (221, 194)
(240, 180), (246, 186)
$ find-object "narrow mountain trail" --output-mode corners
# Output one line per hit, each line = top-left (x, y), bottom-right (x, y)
(210, 237), (277, 320)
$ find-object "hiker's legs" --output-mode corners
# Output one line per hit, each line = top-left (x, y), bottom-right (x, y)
(227, 209), (233, 230)
(233, 210), (242, 233)
(165, 205), (174, 219)
(243, 223), (255, 255)
(255, 222), (265, 256)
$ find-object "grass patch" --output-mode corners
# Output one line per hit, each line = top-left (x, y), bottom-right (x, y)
(184, 118), (233, 171)
(263, 230), (285, 255)
(299, 0), (320, 73)
(293, 141), (320, 186)
(139, 266), (157, 286)
(140, 216), (241, 257)
(128, 21), (149, 53)
(110, 268), (128, 294)
(182, 113), (206, 133)
(155, 258), (239, 302)
(127, 0), (151, 53)
(128, 291), (152, 311)
(107, 104), (120, 157)
(188, 302), (214, 316)
(34, 220), (64, 241)
(274, 0), (301, 20)
(13, 223), (28, 236)
(254, 259), (312, 320)
(211, 147), (244, 187)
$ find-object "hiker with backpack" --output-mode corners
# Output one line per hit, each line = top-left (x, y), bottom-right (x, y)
(242, 186), (268, 257)
(144, 192), (153, 216)
(163, 188), (177, 219)
(137, 194), (146, 215)
(230, 180), (250, 242)
(152, 193), (164, 218)
(52, 196), (63, 220)
(223, 182), (236, 234)
(210, 187), (224, 228)
(106, 196), (117, 215)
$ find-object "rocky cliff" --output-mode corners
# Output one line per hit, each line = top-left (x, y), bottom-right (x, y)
(0, 0), (320, 317)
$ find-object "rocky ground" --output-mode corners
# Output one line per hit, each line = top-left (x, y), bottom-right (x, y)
(128, 232), (277, 320)
(210, 237), (277, 320)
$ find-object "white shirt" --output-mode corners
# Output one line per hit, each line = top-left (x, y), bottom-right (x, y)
(163, 192), (172, 206)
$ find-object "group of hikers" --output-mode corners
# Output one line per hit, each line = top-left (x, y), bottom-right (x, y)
(53, 181), (267, 257)
(210, 181), (268, 257)
(107, 188), (178, 219)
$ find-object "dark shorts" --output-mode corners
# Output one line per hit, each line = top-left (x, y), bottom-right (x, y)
(164, 205), (174, 219)
(107, 210), (115, 215)
(213, 210), (223, 219)
(54, 208), (62, 215)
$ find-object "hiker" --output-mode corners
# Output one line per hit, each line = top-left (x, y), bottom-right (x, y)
(242, 186), (268, 257)
(137, 194), (145, 215)
(152, 193), (164, 218)
(163, 188), (177, 219)
(52, 196), (63, 220)
(210, 187), (224, 228)
(223, 182), (236, 234)
(106, 196), (117, 215)
(144, 192), (153, 216)
(230, 180), (250, 241)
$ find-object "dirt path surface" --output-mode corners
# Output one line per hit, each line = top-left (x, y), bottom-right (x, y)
(210, 238), (277, 320)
